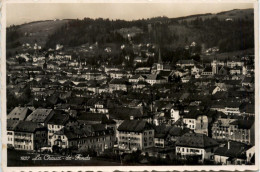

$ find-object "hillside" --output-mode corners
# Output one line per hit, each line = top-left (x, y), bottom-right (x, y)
(7, 19), (69, 54)
(177, 9), (254, 22)
(6, 8), (254, 57)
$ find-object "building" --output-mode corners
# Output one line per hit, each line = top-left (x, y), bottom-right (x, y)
(7, 119), (20, 147)
(229, 119), (255, 145)
(25, 108), (54, 126)
(175, 132), (219, 162)
(117, 120), (154, 153)
(170, 107), (180, 123)
(108, 79), (131, 92)
(47, 112), (72, 146)
(212, 118), (255, 145)
(176, 59), (195, 68)
(214, 141), (252, 165)
(7, 107), (32, 121)
(13, 121), (47, 151)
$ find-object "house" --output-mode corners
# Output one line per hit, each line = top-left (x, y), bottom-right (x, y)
(145, 74), (167, 85)
(176, 59), (195, 68)
(230, 67), (242, 75)
(181, 76), (191, 83)
(211, 85), (228, 95)
(214, 141), (252, 165)
(135, 67), (151, 74)
(117, 120), (154, 153)
(109, 107), (150, 140)
(134, 56), (148, 64)
(246, 146), (255, 164)
(191, 65), (203, 75)
(153, 125), (174, 148)
(7, 119), (20, 147)
(77, 124), (115, 155)
(89, 101), (109, 114)
(25, 108), (54, 126)
(242, 77), (254, 87)
(7, 107), (32, 121)
(129, 74), (147, 83)
(229, 119), (254, 145)
(175, 132), (219, 162)
(212, 118), (255, 145)
(182, 110), (211, 136)
(170, 107), (180, 123)
(108, 70), (127, 79)
(109, 79), (131, 93)
(168, 126), (191, 142)
(85, 68), (104, 80)
(212, 118), (237, 140)
(201, 67), (213, 76)
(227, 59), (243, 68)
(49, 124), (115, 155)
(218, 66), (228, 75)
(13, 121), (48, 151)
(47, 112), (72, 146)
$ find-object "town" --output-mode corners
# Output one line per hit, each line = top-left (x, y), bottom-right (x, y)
(6, 11), (255, 166)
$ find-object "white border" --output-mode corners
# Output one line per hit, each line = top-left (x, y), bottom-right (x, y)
(1, 0), (259, 171)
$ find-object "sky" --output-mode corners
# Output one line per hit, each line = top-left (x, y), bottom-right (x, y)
(6, 2), (254, 26)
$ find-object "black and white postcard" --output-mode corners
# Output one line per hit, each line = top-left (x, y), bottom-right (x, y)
(1, 0), (259, 171)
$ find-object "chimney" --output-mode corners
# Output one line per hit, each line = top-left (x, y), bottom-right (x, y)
(227, 141), (230, 150)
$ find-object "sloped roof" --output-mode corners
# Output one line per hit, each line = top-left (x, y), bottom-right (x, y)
(14, 121), (45, 133)
(109, 107), (143, 120)
(168, 127), (191, 137)
(7, 119), (20, 131)
(110, 79), (131, 85)
(176, 132), (219, 148)
(48, 112), (69, 125)
(25, 108), (53, 123)
(7, 107), (32, 121)
(118, 120), (153, 132)
(230, 119), (254, 129)
(214, 141), (251, 159)
(78, 112), (107, 122)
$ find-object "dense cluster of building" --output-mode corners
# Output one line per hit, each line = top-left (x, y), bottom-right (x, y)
(6, 43), (255, 165)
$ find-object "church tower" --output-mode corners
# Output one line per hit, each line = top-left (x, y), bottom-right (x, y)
(157, 49), (163, 71)
(77, 57), (82, 75)
(212, 60), (218, 75)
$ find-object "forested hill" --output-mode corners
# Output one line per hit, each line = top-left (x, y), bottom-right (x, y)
(7, 8), (254, 54)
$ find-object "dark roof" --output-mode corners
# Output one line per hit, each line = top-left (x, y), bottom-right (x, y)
(183, 110), (203, 119)
(214, 141), (251, 159)
(230, 120), (254, 129)
(203, 67), (212, 72)
(25, 108), (53, 123)
(168, 127), (191, 137)
(68, 97), (85, 105)
(14, 121), (45, 133)
(243, 77), (253, 83)
(7, 107), (32, 121)
(110, 79), (131, 85)
(47, 112), (69, 125)
(7, 119), (20, 131)
(118, 120), (153, 132)
(78, 112), (109, 123)
(109, 107), (144, 120)
(176, 133), (219, 148)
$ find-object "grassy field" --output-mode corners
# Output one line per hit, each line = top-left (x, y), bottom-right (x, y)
(17, 20), (69, 47)
(201, 48), (254, 62)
